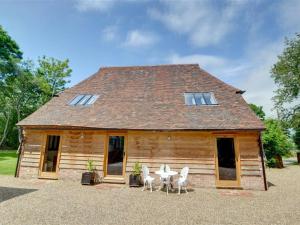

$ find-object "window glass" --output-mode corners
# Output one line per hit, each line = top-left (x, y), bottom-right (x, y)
(184, 93), (195, 105)
(69, 95), (84, 105)
(69, 94), (99, 106)
(203, 92), (217, 104)
(77, 95), (92, 105)
(194, 93), (205, 105)
(184, 92), (217, 105)
(86, 95), (99, 105)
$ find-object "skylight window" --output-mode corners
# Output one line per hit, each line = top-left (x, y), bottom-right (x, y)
(69, 94), (99, 106)
(184, 92), (217, 105)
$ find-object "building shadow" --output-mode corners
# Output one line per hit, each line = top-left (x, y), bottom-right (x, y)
(0, 187), (37, 203)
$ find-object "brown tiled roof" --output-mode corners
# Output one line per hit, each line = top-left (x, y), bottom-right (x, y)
(18, 64), (264, 130)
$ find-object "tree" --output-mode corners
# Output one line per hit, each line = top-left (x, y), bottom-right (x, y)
(294, 128), (300, 150)
(36, 56), (72, 103)
(0, 25), (22, 77)
(271, 33), (300, 128)
(249, 103), (266, 120)
(262, 119), (294, 167)
(0, 25), (23, 148)
(0, 25), (72, 149)
(0, 61), (40, 148)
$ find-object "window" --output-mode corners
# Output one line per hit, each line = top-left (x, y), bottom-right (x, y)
(69, 94), (99, 106)
(184, 92), (217, 105)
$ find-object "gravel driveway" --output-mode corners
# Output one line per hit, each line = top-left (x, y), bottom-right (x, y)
(0, 165), (300, 225)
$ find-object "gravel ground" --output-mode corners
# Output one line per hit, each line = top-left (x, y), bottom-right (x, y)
(1, 165), (300, 225)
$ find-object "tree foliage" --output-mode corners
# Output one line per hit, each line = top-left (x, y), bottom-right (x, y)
(0, 25), (22, 77)
(294, 128), (300, 151)
(271, 33), (300, 128)
(262, 119), (294, 166)
(249, 103), (266, 120)
(0, 25), (72, 148)
(36, 56), (71, 103)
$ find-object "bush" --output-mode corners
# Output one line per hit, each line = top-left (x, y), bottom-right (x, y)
(262, 119), (294, 167)
(267, 158), (277, 167)
(132, 162), (142, 176)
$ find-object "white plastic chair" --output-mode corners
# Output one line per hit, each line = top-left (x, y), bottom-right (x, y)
(142, 165), (155, 192)
(178, 167), (189, 195)
(165, 165), (171, 172)
(159, 164), (164, 172)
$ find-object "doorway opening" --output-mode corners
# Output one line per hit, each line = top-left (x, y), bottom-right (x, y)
(42, 135), (60, 173)
(217, 138), (237, 181)
(106, 136), (125, 176)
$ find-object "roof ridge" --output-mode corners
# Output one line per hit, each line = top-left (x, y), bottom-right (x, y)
(100, 64), (199, 69)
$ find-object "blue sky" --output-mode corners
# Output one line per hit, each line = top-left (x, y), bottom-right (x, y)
(1, 0), (300, 116)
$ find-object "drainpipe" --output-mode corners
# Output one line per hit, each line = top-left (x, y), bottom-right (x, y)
(15, 127), (24, 178)
(258, 132), (268, 191)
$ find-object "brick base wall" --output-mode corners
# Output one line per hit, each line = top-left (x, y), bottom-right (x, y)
(19, 166), (39, 179)
(58, 169), (103, 183)
(18, 167), (265, 191)
(241, 175), (265, 191)
(188, 174), (216, 188)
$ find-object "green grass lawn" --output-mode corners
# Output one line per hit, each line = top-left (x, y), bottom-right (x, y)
(0, 150), (18, 175)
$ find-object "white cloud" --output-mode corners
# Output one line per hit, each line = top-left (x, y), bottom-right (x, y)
(76, 0), (117, 12)
(123, 30), (159, 47)
(167, 53), (249, 79)
(168, 53), (226, 68)
(101, 25), (118, 41)
(149, 0), (246, 47)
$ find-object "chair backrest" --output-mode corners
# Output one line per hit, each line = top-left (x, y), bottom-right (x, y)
(165, 165), (171, 172)
(142, 165), (149, 178)
(159, 164), (165, 172)
(180, 167), (189, 180)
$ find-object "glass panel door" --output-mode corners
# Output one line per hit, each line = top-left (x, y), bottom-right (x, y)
(107, 136), (125, 176)
(42, 135), (60, 172)
(217, 138), (237, 181)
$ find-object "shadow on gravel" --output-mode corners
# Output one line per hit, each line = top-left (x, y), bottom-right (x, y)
(267, 181), (275, 188)
(0, 187), (37, 203)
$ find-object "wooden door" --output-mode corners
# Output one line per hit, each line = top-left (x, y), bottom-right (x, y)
(104, 133), (127, 178)
(215, 137), (241, 187)
(39, 134), (62, 179)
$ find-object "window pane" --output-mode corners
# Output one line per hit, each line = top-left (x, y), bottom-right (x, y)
(184, 93), (195, 105)
(194, 93), (205, 105)
(203, 92), (216, 104)
(86, 95), (99, 105)
(69, 95), (84, 105)
(77, 95), (92, 105)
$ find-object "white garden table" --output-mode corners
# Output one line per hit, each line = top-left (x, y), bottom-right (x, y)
(155, 170), (178, 190)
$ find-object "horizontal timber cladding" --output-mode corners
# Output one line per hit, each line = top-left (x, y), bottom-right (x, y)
(238, 133), (263, 177)
(20, 130), (43, 169)
(19, 128), (264, 189)
(59, 131), (105, 171)
(126, 131), (216, 175)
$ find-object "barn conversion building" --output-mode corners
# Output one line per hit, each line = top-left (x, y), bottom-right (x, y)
(17, 64), (267, 190)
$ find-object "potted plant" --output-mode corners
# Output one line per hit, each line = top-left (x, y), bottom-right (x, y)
(129, 162), (142, 187)
(81, 159), (96, 185)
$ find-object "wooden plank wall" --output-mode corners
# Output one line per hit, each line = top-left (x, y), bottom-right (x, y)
(239, 133), (262, 177)
(59, 131), (105, 171)
(20, 130), (43, 169)
(126, 131), (215, 175)
(20, 129), (262, 180)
